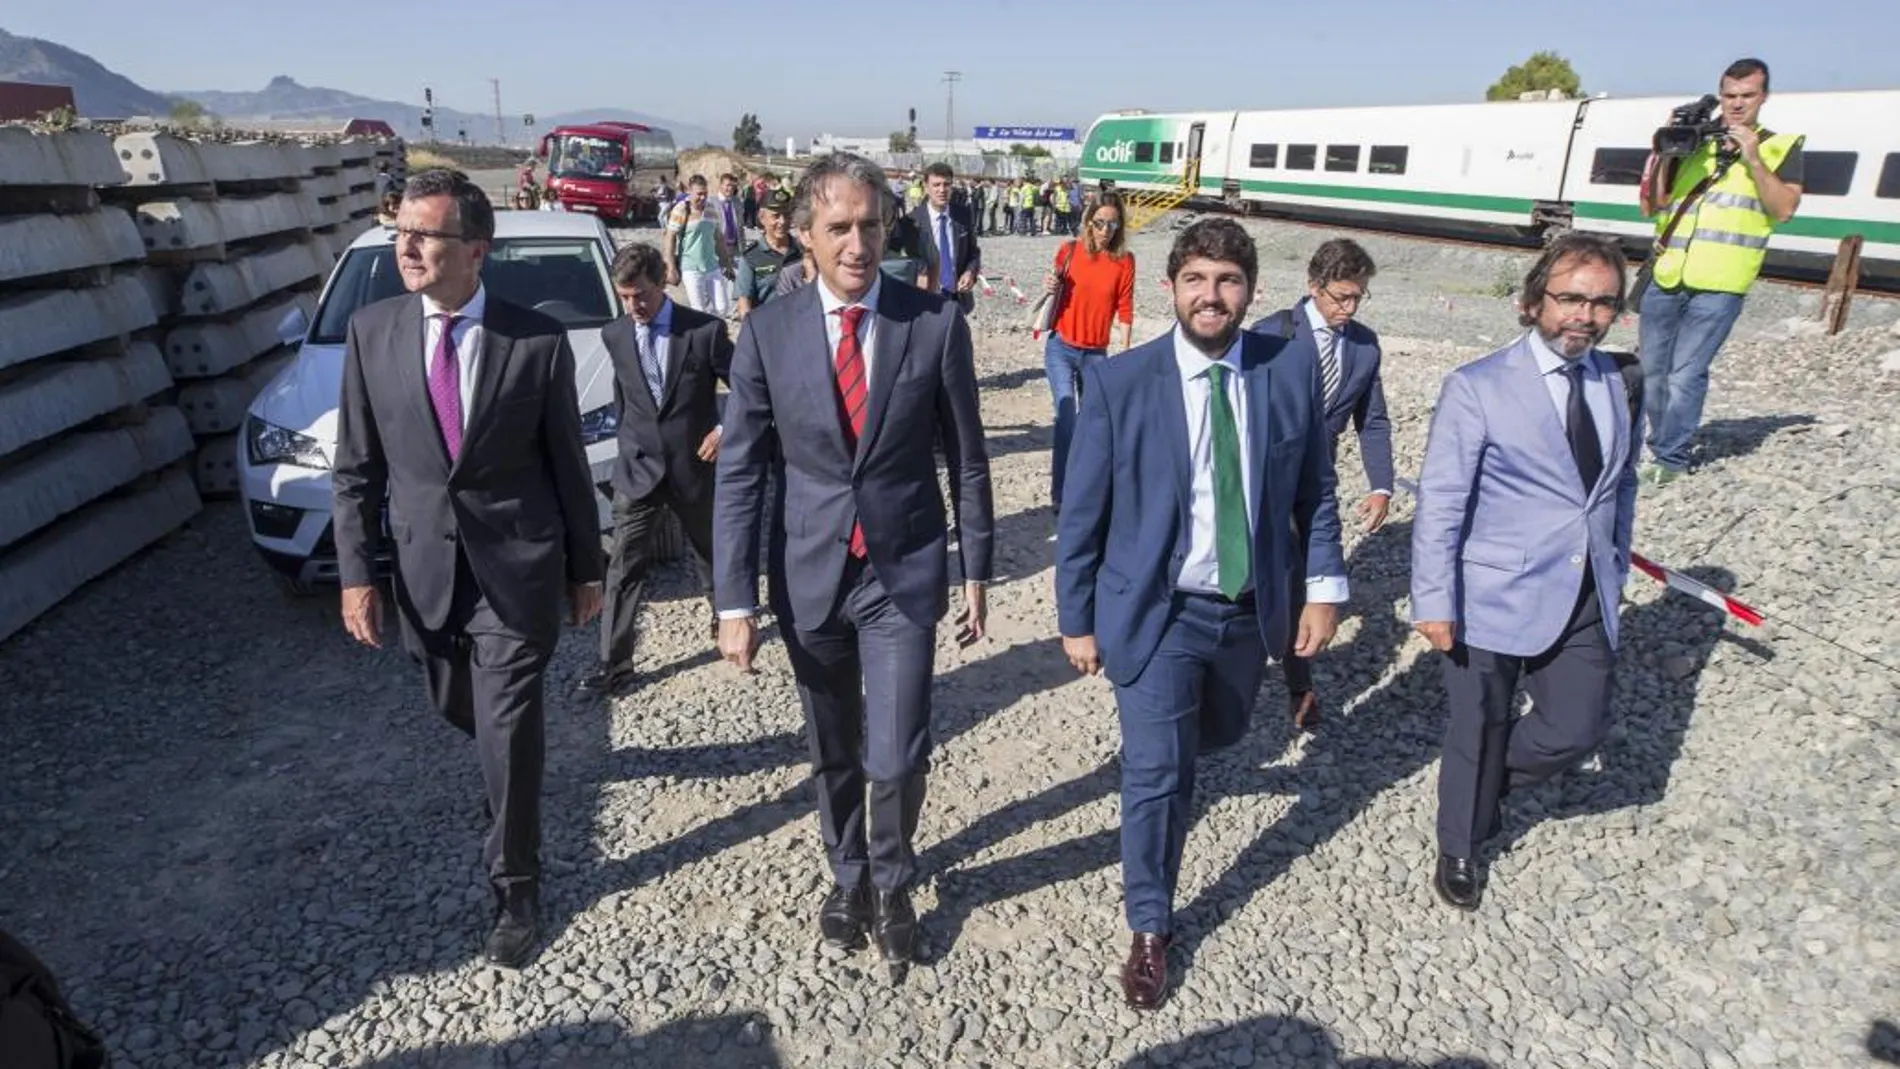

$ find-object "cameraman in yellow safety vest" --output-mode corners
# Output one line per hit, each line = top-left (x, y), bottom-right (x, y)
(1634, 57), (1804, 488)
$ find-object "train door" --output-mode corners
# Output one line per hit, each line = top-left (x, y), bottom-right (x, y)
(1186, 122), (1206, 190)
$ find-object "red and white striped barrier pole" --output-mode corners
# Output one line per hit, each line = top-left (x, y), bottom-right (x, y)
(1392, 478), (1762, 627)
(977, 275), (997, 298)
(1003, 277), (1028, 304)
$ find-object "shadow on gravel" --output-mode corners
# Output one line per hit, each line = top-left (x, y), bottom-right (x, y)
(920, 523), (1428, 972)
(1692, 413), (1817, 467)
(347, 1013), (783, 1068)
(1120, 1014), (1496, 1068)
(976, 364), (1049, 393)
(982, 421), (1053, 460)
(534, 632), (1076, 953)
(985, 504), (1056, 583)
(1487, 565), (1732, 858)
(1869, 1019), (1900, 1064)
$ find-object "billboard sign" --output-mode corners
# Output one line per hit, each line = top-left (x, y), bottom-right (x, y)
(974, 125), (1077, 142)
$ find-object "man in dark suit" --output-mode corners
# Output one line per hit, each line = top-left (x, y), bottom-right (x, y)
(913, 161), (981, 314)
(1247, 238), (1393, 731)
(332, 169), (603, 969)
(1412, 233), (1639, 911)
(575, 242), (734, 697)
(1056, 218), (1346, 1009)
(714, 152), (994, 977)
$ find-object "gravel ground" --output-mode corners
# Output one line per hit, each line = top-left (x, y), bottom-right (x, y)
(2, 213), (1898, 1068)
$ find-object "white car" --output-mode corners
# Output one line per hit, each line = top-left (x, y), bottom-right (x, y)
(240, 212), (623, 593)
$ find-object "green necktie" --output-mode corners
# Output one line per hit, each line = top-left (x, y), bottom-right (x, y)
(1208, 363), (1250, 599)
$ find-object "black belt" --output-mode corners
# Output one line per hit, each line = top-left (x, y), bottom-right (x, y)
(1181, 588), (1256, 611)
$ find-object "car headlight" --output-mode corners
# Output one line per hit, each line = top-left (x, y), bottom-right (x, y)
(579, 404), (619, 445)
(247, 415), (331, 469)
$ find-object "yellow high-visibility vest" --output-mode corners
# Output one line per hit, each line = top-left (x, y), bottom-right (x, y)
(1651, 131), (1801, 295)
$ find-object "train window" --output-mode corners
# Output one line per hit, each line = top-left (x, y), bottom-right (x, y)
(1325, 145), (1361, 173)
(1590, 148), (1649, 187)
(1134, 142), (1154, 163)
(1879, 153), (1900, 199)
(1286, 144), (1317, 170)
(1801, 151), (1857, 197)
(1159, 141), (1176, 164)
(1249, 143), (1278, 169)
(1369, 145), (1409, 175)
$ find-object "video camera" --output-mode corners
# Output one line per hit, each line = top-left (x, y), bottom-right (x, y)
(1652, 94), (1735, 161)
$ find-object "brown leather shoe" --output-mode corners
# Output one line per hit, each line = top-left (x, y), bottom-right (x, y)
(1290, 691), (1321, 733)
(1120, 932), (1170, 1010)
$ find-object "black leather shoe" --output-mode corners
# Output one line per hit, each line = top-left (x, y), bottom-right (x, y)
(484, 906), (539, 968)
(872, 888), (918, 965)
(818, 882), (872, 949)
(1433, 853), (1481, 911)
(574, 663), (639, 697)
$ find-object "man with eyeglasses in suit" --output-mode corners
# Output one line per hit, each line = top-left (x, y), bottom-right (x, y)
(1411, 233), (1640, 912)
(1247, 238), (1392, 732)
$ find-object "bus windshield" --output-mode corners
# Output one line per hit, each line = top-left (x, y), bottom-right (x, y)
(550, 135), (627, 179)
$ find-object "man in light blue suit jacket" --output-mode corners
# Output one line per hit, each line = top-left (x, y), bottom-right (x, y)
(1411, 233), (1641, 912)
(1056, 219), (1347, 1010)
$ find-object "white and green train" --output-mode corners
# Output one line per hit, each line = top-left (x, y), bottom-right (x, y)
(1078, 92), (1900, 284)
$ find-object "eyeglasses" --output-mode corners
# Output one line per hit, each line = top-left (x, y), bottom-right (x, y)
(394, 226), (467, 244)
(1090, 218), (1120, 231)
(1320, 285), (1369, 308)
(1548, 292), (1621, 314)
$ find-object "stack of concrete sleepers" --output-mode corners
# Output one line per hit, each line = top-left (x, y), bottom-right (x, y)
(110, 132), (332, 496)
(0, 127), (202, 643)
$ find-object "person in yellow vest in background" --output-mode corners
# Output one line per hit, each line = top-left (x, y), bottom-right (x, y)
(1635, 57), (1803, 488)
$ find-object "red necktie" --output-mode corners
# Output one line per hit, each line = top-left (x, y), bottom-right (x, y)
(833, 305), (869, 558)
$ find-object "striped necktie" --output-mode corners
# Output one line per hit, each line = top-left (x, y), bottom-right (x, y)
(1317, 326), (1341, 410)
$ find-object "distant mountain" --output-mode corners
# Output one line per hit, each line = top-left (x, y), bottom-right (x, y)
(0, 28), (174, 117)
(171, 75), (720, 148)
(0, 27), (720, 147)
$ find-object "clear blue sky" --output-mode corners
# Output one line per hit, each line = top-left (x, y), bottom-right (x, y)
(9, 1), (1896, 142)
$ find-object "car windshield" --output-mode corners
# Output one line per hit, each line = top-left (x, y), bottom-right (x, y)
(310, 237), (618, 344)
(551, 136), (625, 179)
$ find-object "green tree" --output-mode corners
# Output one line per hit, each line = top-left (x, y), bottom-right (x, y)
(168, 99), (212, 129)
(1008, 143), (1053, 158)
(732, 112), (766, 156)
(1485, 51), (1584, 101)
(888, 129), (918, 152)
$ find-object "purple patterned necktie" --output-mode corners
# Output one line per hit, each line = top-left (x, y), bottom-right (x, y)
(428, 313), (464, 461)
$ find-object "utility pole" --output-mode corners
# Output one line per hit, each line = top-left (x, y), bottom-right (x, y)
(491, 78), (505, 146)
(942, 71), (961, 153)
(494, 78), (509, 146)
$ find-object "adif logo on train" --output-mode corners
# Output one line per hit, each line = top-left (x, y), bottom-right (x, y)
(1095, 139), (1137, 164)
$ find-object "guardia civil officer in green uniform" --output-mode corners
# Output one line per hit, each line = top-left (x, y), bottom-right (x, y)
(733, 188), (803, 322)
(1635, 57), (1804, 487)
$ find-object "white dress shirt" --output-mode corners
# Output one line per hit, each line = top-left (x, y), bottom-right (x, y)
(420, 284), (486, 431)
(1524, 330), (1614, 463)
(1172, 327), (1349, 604)
(816, 273), (883, 386)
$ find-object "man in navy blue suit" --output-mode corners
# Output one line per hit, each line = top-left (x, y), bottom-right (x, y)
(1248, 238), (1392, 732)
(1055, 218), (1347, 1010)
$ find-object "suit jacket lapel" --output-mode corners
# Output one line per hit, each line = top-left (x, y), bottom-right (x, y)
(1586, 348), (1628, 506)
(854, 286), (913, 472)
(658, 313), (689, 412)
(1243, 335), (1273, 516)
(1507, 339), (1585, 505)
(1154, 348), (1192, 534)
(396, 296), (451, 472)
(458, 309), (511, 470)
(788, 285), (852, 468)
